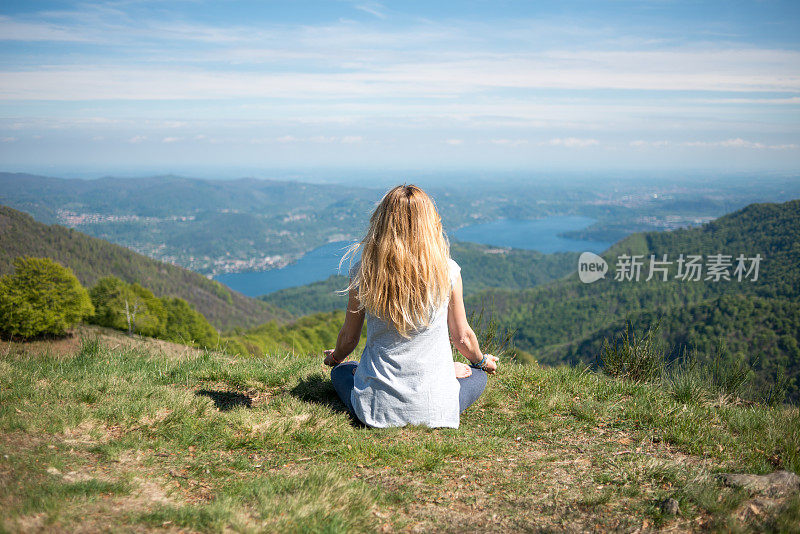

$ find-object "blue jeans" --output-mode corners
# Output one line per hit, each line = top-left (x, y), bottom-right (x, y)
(330, 361), (487, 420)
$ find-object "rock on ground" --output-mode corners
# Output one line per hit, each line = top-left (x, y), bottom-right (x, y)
(717, 470), (800, 497)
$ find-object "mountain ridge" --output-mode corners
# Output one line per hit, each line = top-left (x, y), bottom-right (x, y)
(0, 205), (291, 332)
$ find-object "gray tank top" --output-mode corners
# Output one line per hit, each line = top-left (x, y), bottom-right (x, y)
(348, 258), (462, 428)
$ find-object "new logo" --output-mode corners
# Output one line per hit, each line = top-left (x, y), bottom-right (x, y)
(578, 252), (608, 284)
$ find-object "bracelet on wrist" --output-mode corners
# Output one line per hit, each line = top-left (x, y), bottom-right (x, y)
(475, 354), (487, 370)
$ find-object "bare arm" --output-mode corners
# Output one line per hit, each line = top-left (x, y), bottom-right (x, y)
(447, 272), (498, 374)
(323, 286), (366, 366)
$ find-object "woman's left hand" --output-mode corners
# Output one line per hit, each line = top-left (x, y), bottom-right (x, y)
(481, 354), (499, 375)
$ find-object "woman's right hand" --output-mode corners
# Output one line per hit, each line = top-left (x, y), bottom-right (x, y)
(323, 349), (341, 367)
(479, 354), (499, 375)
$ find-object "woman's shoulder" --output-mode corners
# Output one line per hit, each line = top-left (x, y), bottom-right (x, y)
(448, 257), (461, 286)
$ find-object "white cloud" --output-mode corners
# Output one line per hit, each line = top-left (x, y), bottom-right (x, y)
(630, 140), (670, 147)
(683, 138), (799, 150)
(0, 136), (18, 143)
(544, 137), (599, 148)
(1, 8), (798, 98)
(0, 15), (93, 42)
(1, 33), (798, 102)
(252, 134), (363, 144)
(354, 2), (387, 19)
(629, 138), (799, 150)
(1, 8), (798, 169)
(490, 138), (528, 147)
(690, 96), (800, 105)
(162, 136), (183, 143)
(768, 144), (800, 150)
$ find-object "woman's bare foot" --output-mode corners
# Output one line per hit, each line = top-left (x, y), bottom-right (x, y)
(454, 361), (472, 378)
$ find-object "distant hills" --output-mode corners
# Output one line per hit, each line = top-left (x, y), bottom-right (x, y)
(0, 206), (290, 332)
(0, 172), (381, 275)
(6, 171), (790, 277)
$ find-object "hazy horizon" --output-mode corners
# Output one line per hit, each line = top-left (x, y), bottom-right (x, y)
(4, 168), (800, 190)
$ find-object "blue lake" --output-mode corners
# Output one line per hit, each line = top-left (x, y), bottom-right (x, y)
(215, 240), (355, 298)
(452, 215), (612, 254)
(215, 216), (611, 297)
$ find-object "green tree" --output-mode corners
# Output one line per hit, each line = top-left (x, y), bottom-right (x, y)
(89, 276), (166, 336)
(160, 296), (218, 347)
(0, 256), (94, 338)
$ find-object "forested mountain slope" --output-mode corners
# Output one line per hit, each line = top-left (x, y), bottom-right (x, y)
(465, 200), (800, 400)
(550, 294), (800, 400)
(0, 206), (290, 331)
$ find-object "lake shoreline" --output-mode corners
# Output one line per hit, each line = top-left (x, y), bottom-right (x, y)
(215, 215), (614, 297)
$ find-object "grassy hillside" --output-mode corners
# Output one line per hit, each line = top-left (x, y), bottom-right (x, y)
(260, 242), (579, 316)
(468, 200), (800, 401)
(1, 328), (798, 532)
(0, 206), (290, 332)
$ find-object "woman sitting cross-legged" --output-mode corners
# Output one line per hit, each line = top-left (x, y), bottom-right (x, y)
(322, 184), (499, 428)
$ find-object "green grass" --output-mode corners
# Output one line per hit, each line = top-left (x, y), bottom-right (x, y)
(1, 327), (798, 532)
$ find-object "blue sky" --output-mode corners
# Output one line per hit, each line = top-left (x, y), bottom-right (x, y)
(0, 0), (799, 177)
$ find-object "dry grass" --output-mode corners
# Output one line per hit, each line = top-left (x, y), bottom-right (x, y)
(1, 325), (798, 533)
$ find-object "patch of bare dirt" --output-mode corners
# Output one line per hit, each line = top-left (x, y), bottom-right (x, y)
(1, 426), (192, 533)
(0, 323), (218, 361)
(361, 428), (736, 533)
(59, 419), (111, 446)
(8, 513), (47, 533)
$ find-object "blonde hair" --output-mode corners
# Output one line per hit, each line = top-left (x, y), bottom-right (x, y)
(341, 184), (451, 337)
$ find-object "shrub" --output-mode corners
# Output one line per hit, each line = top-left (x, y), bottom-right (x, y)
(702, 338), (754, 399)
(664, 339), (770, 405)
(463, 302), (517, 362)
(89, 277), (218, 347)
(161, 296), (219, 348)
(664, 348), (711, 404)
(0, 256), (94, 339)
(760, 366), (791, 407)
(599, 321), (664, 382)
(89, 276), (166, 336)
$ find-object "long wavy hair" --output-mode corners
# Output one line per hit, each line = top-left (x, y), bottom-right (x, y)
(341, 184), (451, 337)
